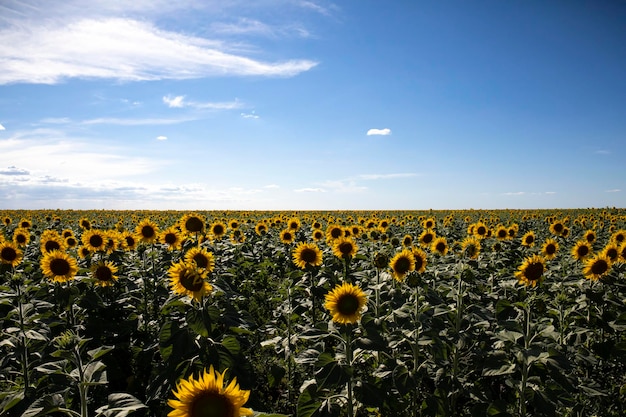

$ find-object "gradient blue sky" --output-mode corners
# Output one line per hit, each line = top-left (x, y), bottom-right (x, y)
(1, 0), (624, 210)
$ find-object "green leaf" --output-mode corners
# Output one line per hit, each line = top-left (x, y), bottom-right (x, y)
(482, 352), (516, 376)
(297, 381), (322, 417)
(186, 308), (209, 338)
(95, 393), (148, 417)
(88, 346), (114, 360)
(221, 335), (240, 356)
(21, 393), (78, 417)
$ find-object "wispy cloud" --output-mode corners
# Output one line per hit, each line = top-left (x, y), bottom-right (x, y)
(367, 128), (391, 136)
(210, 17), (311, 39)
(606, 189), (621, 193)
(502, 191), (526, 196)
(81, 116), (197, 126)
(0, 16), (318, 85)
(294, 187), (326, 193)
(0, 123), (5, 130)
(163, 95), (242, 110)
(240, 111), (259, 119)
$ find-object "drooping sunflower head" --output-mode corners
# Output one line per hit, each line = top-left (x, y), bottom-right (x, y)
(180, 213), (205, 235)
(136, 219), (159, 244)
(373, 252), (389, 269)
(292, 242), (323, 270)
(40, 250), (78, 283)
(91, 261), (119, 287)
(167, 365), (253, 417)
(460, 236), (481, 260)
(389, 249), (415, 282)
(571, 240), (592, 261)
(184, 247), (216, 276)
(583, 253), (612, 281)
(230, 229), (246, 244)
(168, 261), (213, 302)
(78, 246), (92, 259)
(411, 247), (428, 273)
(515, 255), (546, 287)
(0, 241), (23, 267)
(332, 237), (358, 260)
(324, 282), (367, 325)
(541, 239), (559, 260)
(401, 234), (413, 247)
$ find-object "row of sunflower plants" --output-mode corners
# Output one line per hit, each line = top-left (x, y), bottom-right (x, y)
(0, 209), (625, 416)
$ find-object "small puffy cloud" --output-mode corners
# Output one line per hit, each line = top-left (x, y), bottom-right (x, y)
(367, 128), (391, 136)
(294, 187), (326, 193)
(163, 95), (185, 108)
(241, 111), (259, 119)
(0, 123), (5, 130)
(156, 135), (167, 141)
(502, 191), (526, 196)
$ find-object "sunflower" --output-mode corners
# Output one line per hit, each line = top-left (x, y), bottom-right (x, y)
(422, 217), (436, 230)
(122, 232), (138, 251)
(418, 229), (436, 247)
(279, 229), (296, 244)
(2, 216), (11, 226)
(401, 234), (413, 247)
(292, 242), (323, 270)
(91, 261), (119, 287)
(0, 241), (23, 267)
(326, 224), (344, 242)
(582, 229), (596, 244)
(311, 229), (325, 241)
(431, 236), (449, 256)
(65, 235), (79, 249)
(571, 240), (592, 261)
(472, 222), (489, 239)
(254, 222), (267, 236)
(104, 230), (122, 254)
(460, 236), (481, 259)
(161, 227), (184, 251)
(79, 218), (92, 230)
(209, 221), (228, 241)
(40, 231), (66, 254)
(324, 282), (367, 325)
(78, 246), (92, 259)
(12, 228), (30, 247)
(287, 217), (301, 231)
(167, 365), (253, 417)
(541, 239), (559, 260)
(521, 231), (535, 247)
(411, 247), (428, 273)
(373, 252), (389, 269)
(610, 229), (626, 245)
(515, 255), (546, 287)
(136, 219), (159, 244)
(582, 253), (612, 281)
(618, 243), (626, 263)
(168, 261), (213, 302)
(228, 219), (240, 230)
(184, 247), (216, 276)
(494, 225), (509, 241)
(389, 249), (415, 282)
(549, 221), (565, 236)
(601, 244), (620, 264)
(230, 229), (246, 244)
(332, 237), (358, 260)
(19, 218), (32, 229)
(180, 213), (205, 235)
(40, 250), (78, 283)
(82, 229), (107, 252)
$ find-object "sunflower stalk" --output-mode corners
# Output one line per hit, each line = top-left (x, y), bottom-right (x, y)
(344, 328), (355, 417)
(412, 284), (421, 417)
(15, 276), (30, 395)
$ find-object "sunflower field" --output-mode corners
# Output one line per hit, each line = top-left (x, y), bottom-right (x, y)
(1, 209), (625, 417)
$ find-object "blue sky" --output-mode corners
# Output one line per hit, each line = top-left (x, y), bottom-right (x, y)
(0, 0), (624, 210)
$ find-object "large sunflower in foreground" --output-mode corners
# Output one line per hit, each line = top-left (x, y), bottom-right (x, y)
(82, 229), (107, 252)
(168, 365), (253, 417)
(514, 255), (546, 287)
(40, 250), (78, 283)
(91, 261), (119, 287)
(168, 261), (213, 302)
(324, 282), (367, 325)
(0, 241), (23, 267)
(389, 249), (415, 282)
(180, 213), (205, 236)
(582, 253), (611, 281)
(184, 247), (216, 277)
(332, 237), (358, 260)
(292, 242), (323, 270)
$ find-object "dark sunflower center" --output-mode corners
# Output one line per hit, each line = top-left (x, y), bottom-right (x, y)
(337, 294), (360, 316)
(553, 223), (564, 233)
(300, 248), (318, 264)
(165, 233), (177, 245)
(498, 230), (507, 238)
(314, 231), (323, 240)
(190, 392), (235, 417)
(577, 245), (590, 257)
(193, 254), (210, 269)
(426, 221), (433, 228)
(213, 225), (225, 235)
(66, 237), (77, 246)
(476, 227), (486, 236)
(586, 234), (595, 242)
(125, 236), (136, 247)
(1, 247), (17, 261)
(290, 222), (298, 229)
(403, 237), (412, 245)
(394, 257), (412, 274)
(422, 234), (433, 244)
(50, 258), (71, 276)
(180, 269), (204, 292)
(414, 255), (424, 270)
(45, 240), (61, 252)
(545, 244), (557, 255)
(330, 228), (342, 239)
(525, 236), (534, 244)
(606, 249), (618, 260)
(16, 234), (27, 244)
(90, 235), (104, 248)
(615, 234), (625, 243)
(524, 262), (544, 282)
(185, 217), (204, 232)
(436, 242), (446, 252)
(95, 266), (113, 281)
(339, 243), (353, 256)
(591, 260), (609, 275)
(283, 232), (293, 241)
(142, 225), (155, 238)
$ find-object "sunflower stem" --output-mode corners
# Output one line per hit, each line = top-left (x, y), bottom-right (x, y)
(15, 275), (30, 395)
(344, 328), (355, 417)
(412, 284), (421, 417)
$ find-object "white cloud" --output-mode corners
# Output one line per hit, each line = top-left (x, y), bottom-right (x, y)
(606, 189), (621, 193)
(163, 95), (242, 110)
(0, 17), (318, 85)
(241, 111), (259, 119)
(156, 135), (167, 141)
(294, 187), (326, 193)
(0, 123), (5, 130)
(502, 191), (526, 196)
(210, 17), (311, 39)
(264, 184), (280, 189)
(367, 128), (392, 136)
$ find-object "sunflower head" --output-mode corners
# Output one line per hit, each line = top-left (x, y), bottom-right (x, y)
(40, 250), (78, 283)
(210, 222), (227, 240)
(332, 237), (358, 260)
(168, 261), (212, 302)
(136, 219), (159, 244)
(279, 229), (295, 244)
(184, 247), (216, 276)
(324, 282), (367, 325)
(460, 236), (481, 260)
(431, 237), (448, 256)
(91, 261), (119, 287)
(571, 240), (592, 261)
(515, 255), (546, 287)
(12, 228), (30, 247)
(0, 241), (23, 267)
(541, 239), (559, 260)
(180, 213), (205, 235)
(292, 242), (323, 270)
(521, 231), (535, 247)
(161, 227), (183, 251)
(389, 249), (415, 282)
(583, 253), (612, 281)
(82, 229), (107, 252)
(167, 365), (253, 417)
(373, 252), (389, 269)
